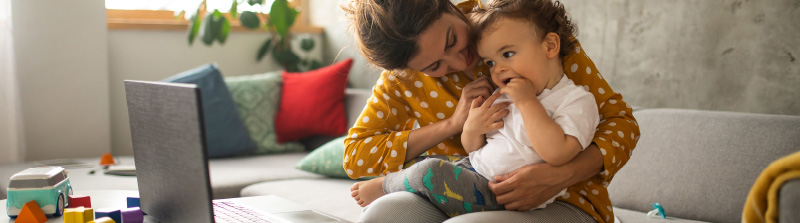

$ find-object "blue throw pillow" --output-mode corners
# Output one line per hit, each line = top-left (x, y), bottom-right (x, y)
(162, 63), (257, 158)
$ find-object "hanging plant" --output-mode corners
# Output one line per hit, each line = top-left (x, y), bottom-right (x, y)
(185, 0), (322, 72)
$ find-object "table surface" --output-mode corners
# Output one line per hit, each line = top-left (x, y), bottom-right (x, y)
(1, 190), (150, 223)
(1, 190), (326, 223)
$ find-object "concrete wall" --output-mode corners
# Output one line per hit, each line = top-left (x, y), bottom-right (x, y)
(312, 0), (800, 115)
(11, 0), (110, 161)
(560, 0), (800, 115)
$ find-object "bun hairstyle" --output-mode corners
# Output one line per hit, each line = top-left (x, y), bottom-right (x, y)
(341, 0), (467, 72)
(470, 0), (577, 58)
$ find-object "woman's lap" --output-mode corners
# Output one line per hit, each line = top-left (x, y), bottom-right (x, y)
(360, 191), (594, 223)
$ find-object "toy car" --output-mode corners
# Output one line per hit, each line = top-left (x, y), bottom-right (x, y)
(6, 166), (73, 217)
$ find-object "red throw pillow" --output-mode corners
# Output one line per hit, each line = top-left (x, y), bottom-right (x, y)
(275, 58), (353, 143)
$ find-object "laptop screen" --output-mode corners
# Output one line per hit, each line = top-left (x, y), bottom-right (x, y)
(124, 80), (215, 223)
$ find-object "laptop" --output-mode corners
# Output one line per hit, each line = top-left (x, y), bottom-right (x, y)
(124, 80), (347, 223)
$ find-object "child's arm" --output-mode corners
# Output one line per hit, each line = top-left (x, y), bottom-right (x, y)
(502, 79), (599, 167)
(462, 93), (510, 154)
(516, 98), (582, 166)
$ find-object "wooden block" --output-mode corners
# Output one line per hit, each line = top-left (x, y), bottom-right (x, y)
(126, 197), (140, 208)
(68, 194), (92, 208)
(88, 217), (117, 223)
(120, 207), (143, 223)
(15, 200), (47, 223)
(64, 207), (94, 223)
(95, 208), (121, 223)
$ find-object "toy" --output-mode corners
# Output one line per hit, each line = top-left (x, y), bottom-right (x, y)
(120, 207), (143, 223)
(95, 208), (121, 223)
(15, 200), (47, 223)
(63, 207), (93, 223)
(89, 217), (117, 223)
(6, 166), (73, 217)
(68, 194), (92, 208)
(99, 153), (116, 169)
(126, 197), (139, 208)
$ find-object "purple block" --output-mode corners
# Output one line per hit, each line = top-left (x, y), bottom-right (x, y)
(95, 208), (121, 223)
(126, 197), (141, 208)
(121, 207), (144, 223)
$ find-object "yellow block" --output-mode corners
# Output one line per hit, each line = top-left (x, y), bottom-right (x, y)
(88, 217), (116, 223)
(64, 207), (94, 223)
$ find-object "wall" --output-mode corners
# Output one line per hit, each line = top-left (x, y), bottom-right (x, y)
(107, 31), (323, 156)
(0, 0), (21, 163)
(308, 0), (383, 89)
(311, 0), (800, 115)
(560, 0), (800, 115)
(11, 0), (110, 161)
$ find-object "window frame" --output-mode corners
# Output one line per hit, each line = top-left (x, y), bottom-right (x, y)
(106, 0), (322, 33)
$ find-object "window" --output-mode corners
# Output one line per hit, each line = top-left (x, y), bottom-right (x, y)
(106, 0), (321, 33)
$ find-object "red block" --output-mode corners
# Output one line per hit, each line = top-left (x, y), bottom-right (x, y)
(68, 194), (92, 208)
(15, 200), (47, 223)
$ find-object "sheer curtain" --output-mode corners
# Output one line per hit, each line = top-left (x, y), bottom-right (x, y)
(0, 0), (23, 163)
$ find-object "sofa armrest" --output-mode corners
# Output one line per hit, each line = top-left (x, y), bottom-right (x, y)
(781, 178), (800, 223)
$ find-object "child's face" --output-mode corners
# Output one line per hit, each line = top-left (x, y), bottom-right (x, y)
(477, 17), (554, 95)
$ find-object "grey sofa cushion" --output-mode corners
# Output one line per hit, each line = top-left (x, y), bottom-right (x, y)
(608, 108), (800, 223)
(208, 152), (323, 199)
(781, 178), (800, 223)
(241, 178), (361, 222)
(613, 208), (706, 223)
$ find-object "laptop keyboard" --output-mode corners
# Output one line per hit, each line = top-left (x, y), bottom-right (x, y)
(213, 200), (275, 223)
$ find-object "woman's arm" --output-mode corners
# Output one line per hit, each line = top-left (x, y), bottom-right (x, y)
(489, 144), (603, 211)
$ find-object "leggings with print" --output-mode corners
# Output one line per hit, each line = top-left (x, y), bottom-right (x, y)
(382, 156), (503, 217)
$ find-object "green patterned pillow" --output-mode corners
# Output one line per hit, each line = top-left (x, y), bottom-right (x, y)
(295, 136), (349, 178)
(225, 71), (305, 154)
(296, 136), (377, 179)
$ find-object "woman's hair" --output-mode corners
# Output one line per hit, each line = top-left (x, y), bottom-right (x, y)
(471, 0), (577, 58)
(341, 0), (467, 72)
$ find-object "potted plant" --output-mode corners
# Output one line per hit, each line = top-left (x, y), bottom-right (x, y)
(186, 0), (322, 72)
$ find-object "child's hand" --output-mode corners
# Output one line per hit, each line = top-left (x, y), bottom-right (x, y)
(500, 78), (539, 106)
(463, 92), (510, 138)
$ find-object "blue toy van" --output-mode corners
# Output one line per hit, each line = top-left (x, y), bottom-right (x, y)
(6, 166), (73, 217)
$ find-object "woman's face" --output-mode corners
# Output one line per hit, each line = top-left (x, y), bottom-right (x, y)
(407, 13), (478, 77)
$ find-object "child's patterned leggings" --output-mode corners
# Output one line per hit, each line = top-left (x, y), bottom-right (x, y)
(382, 156), (504, 217)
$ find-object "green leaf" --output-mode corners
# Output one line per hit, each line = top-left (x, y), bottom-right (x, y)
(247, 0), (263, 6)
(300, 37), (315, 52)
(269, 0), (297, 39)
(200, 10), (224, 46)
(257, 38), (272, 62)
(310, 59), (324, 71)
(217, 15), (231, 44)
(188, 7), (201, 45)
(174, 10), (185, 20)
(273, 40), (301, 72)
(230, 1), (238, 18)
(240, 11), (260, 29)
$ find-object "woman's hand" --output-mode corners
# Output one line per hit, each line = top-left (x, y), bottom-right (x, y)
(462, 92), (509, 153)
(489, 163), (574, 211)
(489, 144), (604, 210)
(448, 75), (495, 133)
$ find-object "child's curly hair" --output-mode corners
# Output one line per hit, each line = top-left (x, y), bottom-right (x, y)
(471, 0), (577, 58)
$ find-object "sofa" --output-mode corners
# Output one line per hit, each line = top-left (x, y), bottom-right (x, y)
(2, 87), (798, 222)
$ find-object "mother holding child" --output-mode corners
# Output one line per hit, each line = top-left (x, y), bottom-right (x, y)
(341, 0), (639, 222)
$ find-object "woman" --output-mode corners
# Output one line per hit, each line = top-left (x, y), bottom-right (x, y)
(341, 0), (639, 222)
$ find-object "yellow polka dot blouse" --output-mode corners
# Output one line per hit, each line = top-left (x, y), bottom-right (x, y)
(343, 2), (639, 222)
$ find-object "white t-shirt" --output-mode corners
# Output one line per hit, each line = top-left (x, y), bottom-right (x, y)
(469, 75), (599, 209)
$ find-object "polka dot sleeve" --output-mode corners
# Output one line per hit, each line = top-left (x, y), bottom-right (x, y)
(563, 39), (640, 184)
(343, 71), (415, 179)
(559, 39), (641, 223)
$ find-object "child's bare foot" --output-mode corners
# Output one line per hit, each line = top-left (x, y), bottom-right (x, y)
(350, 177), (386, 207)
